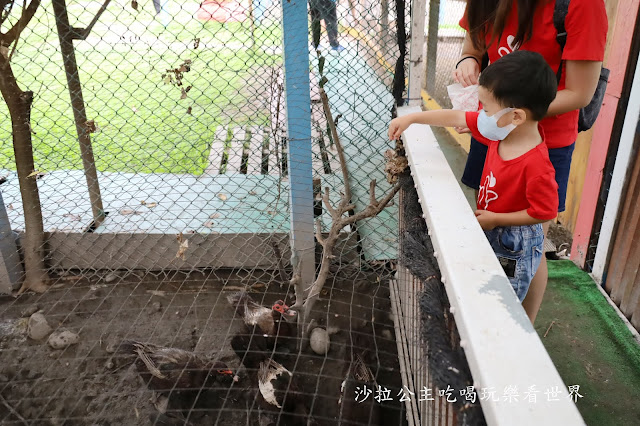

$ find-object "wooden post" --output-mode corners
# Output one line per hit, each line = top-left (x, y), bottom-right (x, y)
(592, 58), (640, 282)
(425, 0), (440, 95)
(408, 0), (427, 106)
(281, 0), (315, 287)
(571, 0), (640, 267)
(52, 0), (106, 229)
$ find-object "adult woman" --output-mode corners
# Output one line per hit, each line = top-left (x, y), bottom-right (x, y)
(453, 0), (608, 324)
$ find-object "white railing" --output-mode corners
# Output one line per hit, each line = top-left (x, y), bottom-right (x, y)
(397, 105), (585, 425)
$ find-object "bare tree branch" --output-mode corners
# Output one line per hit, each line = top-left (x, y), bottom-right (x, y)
(322, 187), (338, 219)
(1, 0), (41, 45)
(293, 55), (400, 349)
(315, 218), (325, 247)
(0, 1), (15, 29)
(319, 88), (351, 203)
(290, 272), (303, 310)
(345, 180), (401, 225)
(300, 160), (400, 344)
(369, 180), (377, 206)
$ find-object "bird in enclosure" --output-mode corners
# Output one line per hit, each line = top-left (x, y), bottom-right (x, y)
(227, 292), (297, 344)
(230, 334), (313, 426)
(337, 339), (381, 425)
(116, 340), (237, 411)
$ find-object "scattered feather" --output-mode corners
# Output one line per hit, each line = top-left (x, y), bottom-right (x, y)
(176, 233), (189, 260)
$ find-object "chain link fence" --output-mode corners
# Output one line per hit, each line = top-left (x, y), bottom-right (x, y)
(0, 0), (403, 424)
(0, 0), (489, 424)
(424, 0), (466, 108)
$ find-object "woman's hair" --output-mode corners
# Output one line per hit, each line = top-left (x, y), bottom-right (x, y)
(467, 0), (542, 51)
(479, 50), (557, 120)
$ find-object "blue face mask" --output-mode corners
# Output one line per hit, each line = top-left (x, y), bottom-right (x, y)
(477, 108), (516, 141)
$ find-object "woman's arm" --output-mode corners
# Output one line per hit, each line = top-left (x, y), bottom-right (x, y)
(546, 60), (602, 116)
(452, 33), (485, 87)
(388, 110), (468, 140)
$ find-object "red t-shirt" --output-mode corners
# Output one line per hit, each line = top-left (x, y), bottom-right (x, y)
(459, 0), (608, 149)
(466, 112), (559, 220)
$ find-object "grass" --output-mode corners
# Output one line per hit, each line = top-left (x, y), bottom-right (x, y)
(537, 261), (640, 426)
(438, 23), (464, 31)
(0, 2), (283, 175)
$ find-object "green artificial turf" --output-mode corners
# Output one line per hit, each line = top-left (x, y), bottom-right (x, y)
(537, 260), (640, 426)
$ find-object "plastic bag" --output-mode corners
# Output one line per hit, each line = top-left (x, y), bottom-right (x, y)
(447, 83), (479, 112)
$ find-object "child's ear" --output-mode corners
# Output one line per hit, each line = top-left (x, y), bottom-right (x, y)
(512, 108), (527, 125)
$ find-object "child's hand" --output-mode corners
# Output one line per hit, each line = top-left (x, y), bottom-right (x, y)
(454, 126), (471, 134)
(388, 117), (409, 140)
(475, 210), (498, 230)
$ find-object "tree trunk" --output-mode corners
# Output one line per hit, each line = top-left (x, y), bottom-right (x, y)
(0, 56), (48, 293)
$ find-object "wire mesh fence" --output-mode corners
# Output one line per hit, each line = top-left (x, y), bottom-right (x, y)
(0, 0), (490, 424)
(423, 0), (466, 108)
(0, 0), (408, 275)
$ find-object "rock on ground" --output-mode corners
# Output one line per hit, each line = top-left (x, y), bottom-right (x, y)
(48, 331), (80, 350)
(28, 312), (52, 340)
(310, 327), (330, 355)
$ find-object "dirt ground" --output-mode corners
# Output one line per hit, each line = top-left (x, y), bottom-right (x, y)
(0, 266), (405, 425)
(548, 221), (574, 252)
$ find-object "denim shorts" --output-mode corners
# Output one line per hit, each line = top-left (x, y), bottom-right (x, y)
(484, 224), (544, 302)
(461, 137), (576, 212)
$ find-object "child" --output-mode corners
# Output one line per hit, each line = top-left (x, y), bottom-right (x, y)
(388, 50), (558, 302)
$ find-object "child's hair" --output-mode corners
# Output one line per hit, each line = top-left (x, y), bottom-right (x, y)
(479, 50), (558, 121)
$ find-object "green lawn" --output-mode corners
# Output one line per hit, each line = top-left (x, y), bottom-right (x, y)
(438, 23), (464, 31)
(0, 2), (283, 174)
(537, 261), (640, 425)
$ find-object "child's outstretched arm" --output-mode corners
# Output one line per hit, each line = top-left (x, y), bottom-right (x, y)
(388, 110), (467, 140)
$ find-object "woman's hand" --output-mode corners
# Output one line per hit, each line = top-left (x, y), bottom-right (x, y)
(452, 57), (481, 87)
(452, 33), (484, 87)
(388, 117), (409, 140)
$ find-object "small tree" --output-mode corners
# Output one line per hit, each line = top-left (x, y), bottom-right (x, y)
(0, 0), (48, 293)
(290, 53), (402, 342)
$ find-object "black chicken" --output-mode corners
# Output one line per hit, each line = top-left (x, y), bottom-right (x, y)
(230, 334), (312, 426)
(227, 292), (297, 346)
(117, 340), (236, 414)
(338, 338), (381, 425)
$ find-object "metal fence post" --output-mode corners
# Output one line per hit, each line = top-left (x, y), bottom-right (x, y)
(408, 0), (427, 105)
(52, 0), (106, 229)
(281, 0), (315, 286)
(425, 0), (440, 94)
(0, 190), (22, 293)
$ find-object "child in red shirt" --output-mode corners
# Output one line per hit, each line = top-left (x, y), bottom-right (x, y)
(388, 51), (559, 301)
